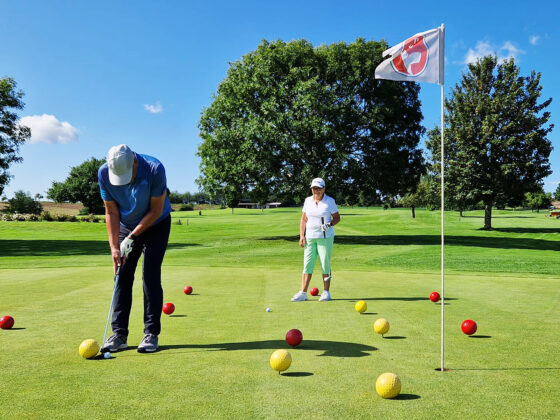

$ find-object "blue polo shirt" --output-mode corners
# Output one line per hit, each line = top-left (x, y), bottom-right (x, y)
(98, 153), (172, 230)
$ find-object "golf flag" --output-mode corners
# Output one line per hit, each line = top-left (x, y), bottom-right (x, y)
(375, 26), (444, 85)
(376, 24), (447, 371)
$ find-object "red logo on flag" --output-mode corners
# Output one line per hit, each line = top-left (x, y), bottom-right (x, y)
(391, 35), (428, 76)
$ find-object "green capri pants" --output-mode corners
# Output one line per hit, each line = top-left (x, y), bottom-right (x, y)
(303, 237), (334, 275)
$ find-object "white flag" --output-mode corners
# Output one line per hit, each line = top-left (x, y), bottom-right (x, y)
(375, 26), (444, 85)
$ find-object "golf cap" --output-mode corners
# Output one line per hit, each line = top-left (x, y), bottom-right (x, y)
(107, 144), (134, 185)
(310, 178), (325, 188)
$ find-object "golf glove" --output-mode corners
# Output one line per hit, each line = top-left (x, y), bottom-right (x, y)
(320, 222), (333, 232)
(120, 235), (136, 258)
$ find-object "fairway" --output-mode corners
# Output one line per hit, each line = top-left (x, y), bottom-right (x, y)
(1, 208), (559, 419)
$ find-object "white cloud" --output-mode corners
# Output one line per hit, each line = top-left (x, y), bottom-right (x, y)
(500, 41), (524, 60)
(463, 40), (524, 65)
(19, 114), (78, 144)
(464, 41), (493, 64)
(144, 101), (163, 114)
(530, 35), (540, 46)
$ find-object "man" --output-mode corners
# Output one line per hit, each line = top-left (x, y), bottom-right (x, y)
(98, 144), (172, 353)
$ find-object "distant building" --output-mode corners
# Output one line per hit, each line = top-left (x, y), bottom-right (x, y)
(237, 202), (283, 209)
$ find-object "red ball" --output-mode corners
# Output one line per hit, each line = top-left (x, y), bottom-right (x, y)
(429, 292), (440, 302)
(0, 315), (14, 330)
(461, 319), (477, 335)
(162, 302), (175, 315)
(184, 286), (193, 295)
(285, 329), (303, 347)
(310, 287), (319, 296)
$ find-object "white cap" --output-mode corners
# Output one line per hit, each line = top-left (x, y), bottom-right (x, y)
(107, 144), (134, 185)
(310, 178), (325, 188)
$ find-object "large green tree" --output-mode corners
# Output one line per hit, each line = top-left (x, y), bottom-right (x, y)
(197, 39), (425, 206)
(0, 78), (31, 195)
(427, 56), (553, 229)
(47, 157), (105, 214)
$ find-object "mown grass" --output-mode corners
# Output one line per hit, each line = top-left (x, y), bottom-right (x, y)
(0, 207), (559, 419)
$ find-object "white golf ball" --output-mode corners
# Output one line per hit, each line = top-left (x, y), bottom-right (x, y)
(266, 308), (272, 312)
(104, 352), (111, 359)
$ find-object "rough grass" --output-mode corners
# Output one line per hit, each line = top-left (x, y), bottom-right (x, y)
(0, 207), (559, 419)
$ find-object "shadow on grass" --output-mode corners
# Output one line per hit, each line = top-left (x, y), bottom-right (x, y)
(3, 327), (26, 330)
(461, 215), (533, 219)
(259, 235), (560, 251)
(158, 339), (376, 357)
(394, 394), (421, 400)
(493, 228), (560, 234)
(383, 336), (406, 340)
(168, 315), (187, 318)
(0, 240), (200, 257)
(453, 367), (560, 371)
(281, 372), (314, 377)
(332, 297), (458, 302)
(469, 335), (491, 338)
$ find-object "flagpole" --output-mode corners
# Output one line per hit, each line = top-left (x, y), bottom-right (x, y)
(440, 23), (445, 372)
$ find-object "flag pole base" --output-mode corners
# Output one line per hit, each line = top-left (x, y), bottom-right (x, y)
(434, 367), (451, 372)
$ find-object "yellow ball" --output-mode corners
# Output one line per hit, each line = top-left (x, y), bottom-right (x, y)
(79, 339), (100, 359)
(376, 372), (401, 399)
(270, 349), (292, 373)
(374, 318), (390, 335)
(355, 300), (367, 313)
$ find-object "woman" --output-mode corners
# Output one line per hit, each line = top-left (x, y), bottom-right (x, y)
(291, 178), (341, 302)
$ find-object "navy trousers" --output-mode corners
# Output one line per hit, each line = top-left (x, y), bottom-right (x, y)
(112, 215), (171, 337)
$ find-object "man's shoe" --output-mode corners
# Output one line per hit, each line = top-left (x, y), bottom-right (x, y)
(100, 334), (128, 352)
(318, 291), (331, 302)
(291, 291), (308, 302)
(137, 334), (158, 353)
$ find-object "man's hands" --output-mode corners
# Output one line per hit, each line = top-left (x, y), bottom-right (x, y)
(320, 222), (332, 232)
(120, 235), (135, 259)
(299, 236), (306, 248)
(111, 234), (136, 272)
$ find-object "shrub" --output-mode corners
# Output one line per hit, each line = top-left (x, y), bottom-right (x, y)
(84, 213), (99, 223)
(179, 203), (194, 211)
(40, 211), (54, 221)
(6, 191), (43, 214)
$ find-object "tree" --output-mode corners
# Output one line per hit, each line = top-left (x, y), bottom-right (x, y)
(400, 175), (440, 218)
(524, 189), (552, 212)
(47, 157), (106, 214)
(6, 190), (42, 214)
(168, 191), (193, 204)
(554, 184), (560, 201)
(427, 56), (553, 229)
(0, 78), (31, 196)
(197, 38), (425, 206)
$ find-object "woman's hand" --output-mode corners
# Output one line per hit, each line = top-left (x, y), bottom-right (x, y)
(299, 236), (306, 248)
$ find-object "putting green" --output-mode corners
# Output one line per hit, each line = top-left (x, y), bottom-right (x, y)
(0, 208), (559, 418)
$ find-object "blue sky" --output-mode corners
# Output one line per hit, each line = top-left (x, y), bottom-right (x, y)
(1, 1), (558, 198)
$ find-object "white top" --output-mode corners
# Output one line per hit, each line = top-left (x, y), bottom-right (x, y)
(302, 194), (339, 239)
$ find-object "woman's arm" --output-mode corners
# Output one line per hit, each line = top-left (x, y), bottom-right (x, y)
(331, 212), (341, 226)
(299, 212), (307, 248)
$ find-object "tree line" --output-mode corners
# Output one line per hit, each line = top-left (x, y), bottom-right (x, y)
(0, 39), (554, 229)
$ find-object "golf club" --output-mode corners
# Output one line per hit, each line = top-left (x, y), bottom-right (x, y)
(321, 216), (326, 239)
(101, 261), (122, 352)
